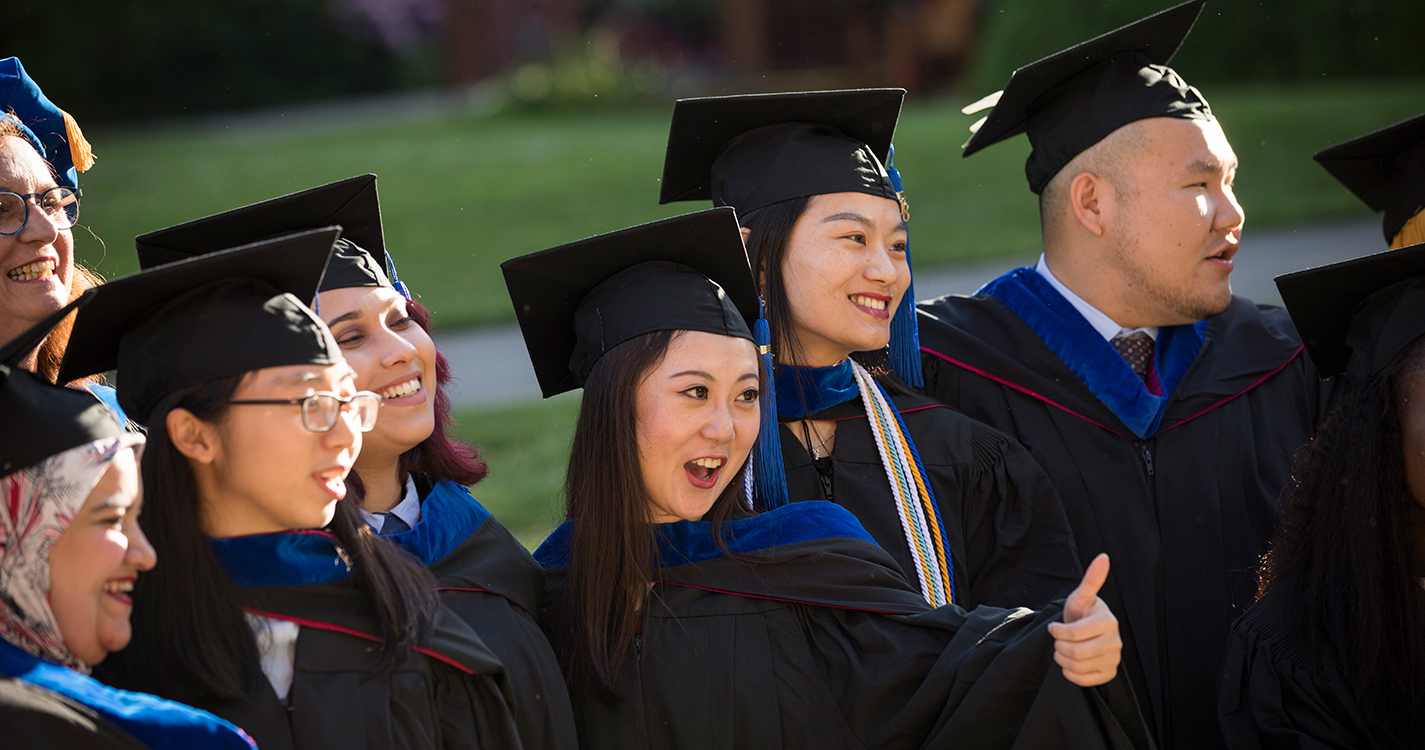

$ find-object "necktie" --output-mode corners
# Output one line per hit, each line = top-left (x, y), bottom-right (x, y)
(1112, 331), (1154, 380)
(378, 512), (410, 536)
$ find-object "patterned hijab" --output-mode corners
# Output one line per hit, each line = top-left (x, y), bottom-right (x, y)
(0, 434), (145, 672)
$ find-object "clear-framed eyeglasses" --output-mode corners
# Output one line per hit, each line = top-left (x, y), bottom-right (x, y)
(0, 186), (81, 236)
(227, 391), (383, 433)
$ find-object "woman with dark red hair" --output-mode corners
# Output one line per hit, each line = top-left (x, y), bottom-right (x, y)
(130, 175), (578, 750)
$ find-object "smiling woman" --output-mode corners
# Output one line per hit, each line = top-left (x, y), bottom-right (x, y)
(0, 58), (114, 410)
(62, 230), (522, 750)
(507, 209), (1151, 750)
(0, 301), (253, 749)
(130, 173), (579, 749)
(658, 89), (1083, 612)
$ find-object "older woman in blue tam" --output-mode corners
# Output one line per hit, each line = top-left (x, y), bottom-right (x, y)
(658, 90), (1083, 612)
(0, 58), (116, 418)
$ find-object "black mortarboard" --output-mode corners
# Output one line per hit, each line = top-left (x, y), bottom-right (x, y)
(0, 297), (122, 477)
(59, 229), (344, 423)
(133, 174), (408, 297)
(659, 89), (906, 216)
(1276, 242), (1425, 382)
(961, 0), (1213, 195)
(502, 208), (758, 399)
(1314, 113), (1425, 245)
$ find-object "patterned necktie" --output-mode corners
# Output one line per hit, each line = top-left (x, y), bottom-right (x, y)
(1111, 331), (1154, 380)
(378, 512), (410, 536)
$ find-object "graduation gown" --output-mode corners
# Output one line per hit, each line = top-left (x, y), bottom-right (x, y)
(916, 272), (1334, 750)
(535, 501), (1153, 750)
(780, 389), (1083, 610)
(0, 637), (254, 750)
(383, 477), (578, 750)
(106, 530), (525, 750)
(1217, 591), (1395, 749)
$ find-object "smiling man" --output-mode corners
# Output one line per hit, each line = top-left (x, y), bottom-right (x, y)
(914, 2), (1334, 749)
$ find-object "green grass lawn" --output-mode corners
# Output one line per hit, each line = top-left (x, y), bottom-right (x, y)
(450, 396), (581, 549)
(74, 78), (1423, 329)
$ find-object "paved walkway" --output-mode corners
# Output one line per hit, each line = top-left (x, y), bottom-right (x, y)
(436, 217), (1384, 406)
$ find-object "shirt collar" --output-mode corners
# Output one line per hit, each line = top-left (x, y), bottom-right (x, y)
(1035, 255), (1159, 342)
(359, 475), (422, 533)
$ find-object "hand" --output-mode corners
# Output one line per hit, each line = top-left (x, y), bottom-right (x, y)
(1046, 553), (1122, 687)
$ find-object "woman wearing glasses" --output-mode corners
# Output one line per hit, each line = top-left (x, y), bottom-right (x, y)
(71, 231), (523, 749)
(0, 58), (122, 420)
(130, 175), (579, 749)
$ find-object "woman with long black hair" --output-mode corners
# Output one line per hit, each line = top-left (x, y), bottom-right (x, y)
(656, 90), (1081, 611)
(1219, 244), (1425, 748)
(504, 208), (1151, 750)
(0, 300), (254, 749)
(67, 230), (522, 749)
(131, 174), (576, 749)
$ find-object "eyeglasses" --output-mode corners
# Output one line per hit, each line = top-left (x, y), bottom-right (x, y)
(0, 187), (81, 236)
(228, 391), (382, 433)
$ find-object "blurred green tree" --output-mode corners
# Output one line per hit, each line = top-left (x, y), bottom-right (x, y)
(1, 0), (438, 123)
(970, 0), (1425, 95)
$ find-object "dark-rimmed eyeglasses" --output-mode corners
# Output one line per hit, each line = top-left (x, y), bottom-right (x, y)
(228, 391), (382, 433)
(0, 187), (81, 236)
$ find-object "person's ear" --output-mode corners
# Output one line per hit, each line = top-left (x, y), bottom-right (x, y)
(1069, 172), (1109, 238)
(166, 408), (221, 465)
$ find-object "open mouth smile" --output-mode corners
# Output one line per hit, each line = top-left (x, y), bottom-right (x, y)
(850, 293), (892, 319)
(6, 259), (57, 282)
(684, 457), (725, 490)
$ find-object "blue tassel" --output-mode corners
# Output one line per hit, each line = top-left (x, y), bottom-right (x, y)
(386, 251), (413, 300)
(753, 315), (790, 510)
(885, 145), (923, 388)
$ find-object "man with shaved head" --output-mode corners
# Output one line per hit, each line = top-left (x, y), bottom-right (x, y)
(915, 3), (1333, 749)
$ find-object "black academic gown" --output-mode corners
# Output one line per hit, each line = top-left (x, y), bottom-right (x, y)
(536, 501), (1153, 750)
(1217, 591), (1402, 749)
(101, 531), (525, 750)
(387, 477), (578, 750)
(916, 291), (1333, 750)
(780, 390), (1083, 610)
(0, 676), (150, 750)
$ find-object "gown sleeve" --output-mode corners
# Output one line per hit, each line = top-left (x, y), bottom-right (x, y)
(1217, 604), (1379, 749)
(0, 676), (151, 750)
(433, 664), (526, 750)
(801, 599), (1153, 750)
(952, 423), (1084, 610)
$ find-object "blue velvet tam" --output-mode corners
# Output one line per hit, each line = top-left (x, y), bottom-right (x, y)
(0, 57), (93, 188)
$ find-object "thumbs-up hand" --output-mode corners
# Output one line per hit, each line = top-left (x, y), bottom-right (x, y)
(1046, 553), (1122, 687)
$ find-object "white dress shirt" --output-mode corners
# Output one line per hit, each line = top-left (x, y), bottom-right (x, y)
(1035, 255), (1159, 342)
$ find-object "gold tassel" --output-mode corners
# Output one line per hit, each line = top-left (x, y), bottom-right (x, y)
(1390, 209), (1425, 250)
(59, 108), (95, 172)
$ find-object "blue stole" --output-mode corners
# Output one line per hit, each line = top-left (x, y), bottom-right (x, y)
(981, 268), (1207, 438)
(380, 479), (493, 565)
(775, 361), (860, 419)
(84, 383), (129, 425)
(208, 530), (352, 587)
(534, 501), (876, 569)
(0, 638), (253, 749)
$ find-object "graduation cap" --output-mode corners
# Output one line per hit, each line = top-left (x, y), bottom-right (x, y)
(59, 228), (344, 424)
(961, 0), (1213, 195)
(0, 297), (123, 478)
(0, 57), (95, 188)
(134, 174), (410, 299)
(503, 207), (789, 508)
(1314, 113), (1425, 246)
(659, 89), (905, 216)
(1276, 242), (1425, 382)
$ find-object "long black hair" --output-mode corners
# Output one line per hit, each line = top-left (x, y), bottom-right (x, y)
(739, 196), (917, 409)
(556, 330), (756, 698)
(99, 372), (438, 699)
(1258, 336), (1425, 742)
